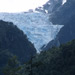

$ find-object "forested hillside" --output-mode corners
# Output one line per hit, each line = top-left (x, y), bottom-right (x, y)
(0, 20), (36, 74)
(3, 39), (75, 75)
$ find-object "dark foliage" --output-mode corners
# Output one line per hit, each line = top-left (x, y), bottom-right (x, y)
(3, 39), (75, 75)
(31, 39), (75, 75)
(0, 20), (36, 75)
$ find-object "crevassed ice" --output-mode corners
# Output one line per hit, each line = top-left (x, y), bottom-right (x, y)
(0, 12), (63, 52)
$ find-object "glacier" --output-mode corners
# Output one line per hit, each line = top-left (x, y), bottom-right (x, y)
(0, 12), (63, 52)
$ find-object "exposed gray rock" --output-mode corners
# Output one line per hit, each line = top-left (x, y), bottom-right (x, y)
(44, 0), (75, 50)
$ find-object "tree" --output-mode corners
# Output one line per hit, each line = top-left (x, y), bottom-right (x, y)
(3, 56), (22, 75)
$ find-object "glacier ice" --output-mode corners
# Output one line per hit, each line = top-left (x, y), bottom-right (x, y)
(0, 12), (63, 52)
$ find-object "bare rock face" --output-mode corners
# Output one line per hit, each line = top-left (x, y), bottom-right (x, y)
(43, 0), (75, 50)
(43, 0), (62, 13)
(50, 0), (75, 43)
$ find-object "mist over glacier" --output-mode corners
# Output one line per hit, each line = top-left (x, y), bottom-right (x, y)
(0, 12), (63, 52)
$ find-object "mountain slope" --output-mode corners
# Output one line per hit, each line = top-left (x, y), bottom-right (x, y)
(43, 0), (75, 50)
(43, 0), (62, 13)
(5, 39), (75, 75)
(0, 20), (36, 74)
(27, 39), (75, 75)
(50, 0), (75, 43)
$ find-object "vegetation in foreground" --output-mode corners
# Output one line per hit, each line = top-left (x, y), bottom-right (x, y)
(2, 39), (75, 75)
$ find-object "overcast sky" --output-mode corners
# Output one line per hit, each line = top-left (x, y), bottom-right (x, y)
(0, 0), (67, 13)
(0, 0), (48, 13)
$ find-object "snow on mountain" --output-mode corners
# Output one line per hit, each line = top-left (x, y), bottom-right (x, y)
(62, 0), (67, 5)
(0, 12), (63, 52)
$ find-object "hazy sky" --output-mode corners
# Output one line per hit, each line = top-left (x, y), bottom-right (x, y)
(0, 0), (48, 13)
(0, 0), (67, 13)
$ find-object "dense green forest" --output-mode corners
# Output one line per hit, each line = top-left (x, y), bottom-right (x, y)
(0, 20), (36, 75)
(3, 39), (75, 75)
